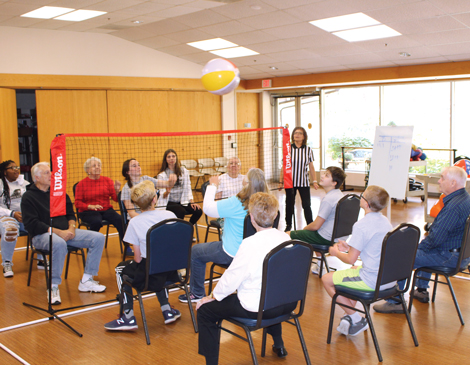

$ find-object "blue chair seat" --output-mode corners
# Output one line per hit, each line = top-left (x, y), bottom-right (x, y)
(231, 313), (292, 329)
(309, 243), (331, 251)
(335, 285), (399, 301)
(419, 266), (456, 274)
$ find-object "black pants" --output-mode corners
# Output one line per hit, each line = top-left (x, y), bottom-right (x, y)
(79, 208), (125, 241)
(167, 201), (202, 225)
(197, 294), (296, 360)
(285, 187), (313, 227)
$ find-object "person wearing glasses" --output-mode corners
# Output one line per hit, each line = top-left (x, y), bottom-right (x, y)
(215, 157), (245, 200)
(0, 160), (34, 277)
(322, 185), (392, 337)
(278, 126), (318, 232)
(289, 166), (347, 275)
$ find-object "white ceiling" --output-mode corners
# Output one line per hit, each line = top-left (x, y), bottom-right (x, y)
(2, 0), (470, 80)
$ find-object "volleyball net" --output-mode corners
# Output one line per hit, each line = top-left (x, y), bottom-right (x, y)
(50, 127), (288, 215)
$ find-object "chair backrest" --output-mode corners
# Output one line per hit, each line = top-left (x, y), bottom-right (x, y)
(376, 223), (421, 295)
(145, 218), (194, 289)
(456, 215), (470, 273)
(331, 194), (361, 243)
(181, 159), (198, 170)
(243, 212), (280, 239)
(214, 157), (228, 168)
(256, 240), (313, 325)
(198, 158), (215, 168)
(117, 191), (129, 231)
(201, 180), (210, 197)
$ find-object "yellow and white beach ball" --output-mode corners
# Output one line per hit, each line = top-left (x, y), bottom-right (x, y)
(201, 58), (240, 95)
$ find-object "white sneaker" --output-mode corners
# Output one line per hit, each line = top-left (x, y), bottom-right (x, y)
(47, 287), (61, 305)
(78, 278), (106, 293)
(311, 261), (326, 275)
(3, 261), (13, 277)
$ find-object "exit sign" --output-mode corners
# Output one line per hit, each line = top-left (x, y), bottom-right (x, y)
(262, 79), (272, 88)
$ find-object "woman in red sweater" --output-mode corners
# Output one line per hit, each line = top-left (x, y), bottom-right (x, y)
(74, 157), (124, 241)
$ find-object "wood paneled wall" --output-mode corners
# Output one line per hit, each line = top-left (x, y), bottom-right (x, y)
(237, 93), (260, 173)
(0, 88), (19, 163)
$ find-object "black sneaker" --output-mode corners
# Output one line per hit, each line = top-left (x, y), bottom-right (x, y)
(413, 290), (429, 303)
(104, 315), (138, 331)
(284, 226), (292, 232)
(178, 292), (203, 303)
(163, 307), (181, 324)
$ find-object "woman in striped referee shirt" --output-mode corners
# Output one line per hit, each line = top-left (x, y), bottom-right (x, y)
(279, 127), (318, 231)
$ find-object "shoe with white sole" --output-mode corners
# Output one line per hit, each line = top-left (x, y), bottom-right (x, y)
(78, 278), (106, 292)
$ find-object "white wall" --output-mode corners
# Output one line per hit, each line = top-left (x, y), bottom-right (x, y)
(0, 26), (202, 78)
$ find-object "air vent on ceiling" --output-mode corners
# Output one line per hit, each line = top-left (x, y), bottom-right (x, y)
(99, 24), (133, 30)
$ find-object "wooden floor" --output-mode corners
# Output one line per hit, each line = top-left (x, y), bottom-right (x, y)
(2, 189), (470, 364)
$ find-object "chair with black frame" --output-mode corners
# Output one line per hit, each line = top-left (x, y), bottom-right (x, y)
(119, 218), (198, 345)
(326, 223), (421, 362)
(27, 235), (86, 286)
(72, 182), (121, 252)
(207, 211), (281, 294)
(311, 194), (361, 278)
(117, 191), (132, 261)
(217, 240), (313, 365)
(201, 181), (222, 243)
(408, 214), (470, 325)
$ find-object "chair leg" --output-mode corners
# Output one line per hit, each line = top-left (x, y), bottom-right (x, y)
(261, 328), (267, 357)
(327, 293), (338, 344)
(25, 235), (31, 260)
(194, 223), (199, 243)
(65, 252), (71, 279)
(44, 254), (50, 290)
(362, 302), (383, 362)
(217, 227), (221, 241)
(137, 291), (151, 345)
(183, 284), (198, 333)
(104, 224), (110, 248)
(431, 273), (439, 303)
(80, 248), (86, 271)
(399, 292), (419, 346)
(445, 275), (465, 325)
(208, 263), (216, 294)
(27, 251), (35, 286)
(319, 253), (330, 278)
(294, 317), (312, 365)
(243, 327), (258, 365)
(205, 226), (210, 243)
(408, 271), (418, 312)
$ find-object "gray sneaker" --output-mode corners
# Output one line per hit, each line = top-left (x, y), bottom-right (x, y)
(413, 290), (429, 303)
(373, 302), (405, 314)
(349, 317), (369, 336)
(336, 315), (352, 335)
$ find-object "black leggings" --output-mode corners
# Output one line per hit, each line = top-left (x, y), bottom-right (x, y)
(285, 187), (313, 227)
(166, 201), (202, 225)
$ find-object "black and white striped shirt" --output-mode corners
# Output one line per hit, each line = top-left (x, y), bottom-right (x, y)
(291, 144), (314, 187)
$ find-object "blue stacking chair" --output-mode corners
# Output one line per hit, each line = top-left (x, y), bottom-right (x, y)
(408, 214), (470, 325)
(218, 240), (314, 364)
(119, 218), (197, 345)
(326, 223), (421, 362)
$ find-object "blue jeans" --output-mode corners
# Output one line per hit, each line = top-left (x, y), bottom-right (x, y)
(32, 228), (105, 285)
(387, 247), (470, 303)
(190, 241), (233, 298)
(1, 218), (27, 264)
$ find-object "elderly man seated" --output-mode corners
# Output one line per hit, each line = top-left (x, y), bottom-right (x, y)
(22, 162), (107, 305)
(374, 166), (470, 313)
(215, 157), (245, 200)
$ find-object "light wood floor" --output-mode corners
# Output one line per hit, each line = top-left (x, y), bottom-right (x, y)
(2, 190), (470, 365)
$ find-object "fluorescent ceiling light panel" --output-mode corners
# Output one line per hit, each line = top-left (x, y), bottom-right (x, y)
(21, 6), (74, 19)
(333, 24), (401, 42)
(55, 9), (107, 21)
(188, 38), (238, 51)
(210, 47), (259, 58)
(310, 12), (380, 32)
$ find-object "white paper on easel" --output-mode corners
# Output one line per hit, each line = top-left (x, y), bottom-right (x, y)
(368, 126), (414, 200)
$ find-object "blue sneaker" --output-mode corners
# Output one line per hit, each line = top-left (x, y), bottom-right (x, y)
(104, 315), (138, 331)
(178, 292), (203, 303)
(163, 307), (181, 324)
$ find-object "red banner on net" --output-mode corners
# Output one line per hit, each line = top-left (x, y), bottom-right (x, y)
(50, 135), (67, 218)
(282, 128), (293, 189)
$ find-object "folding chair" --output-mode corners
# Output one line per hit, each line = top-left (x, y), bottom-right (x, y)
(310, 194), (361, 278)
(201, 181), (222, 243)
(327, 223), (421, 362)
(198, 158), (221, 180)
(208, 211), (280, 293)
(72, 182), (118, 251)
(218, 240), (314, 365)
(409, 214), (470, 325)
(181, 159), (204, 190)
(214, 157), (228, 173)
(119, 218), (198, 345)
(117, 191), (132, 261)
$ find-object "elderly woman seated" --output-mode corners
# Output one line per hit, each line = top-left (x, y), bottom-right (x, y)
(196, 192), (294, 364)
(75, 157), (124, 241)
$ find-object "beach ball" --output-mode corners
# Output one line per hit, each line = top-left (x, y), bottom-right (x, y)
(454, 159), (470, 177)
(201, 58), (240, 95)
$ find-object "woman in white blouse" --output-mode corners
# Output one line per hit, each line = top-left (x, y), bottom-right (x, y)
(156, 149), (202, 226)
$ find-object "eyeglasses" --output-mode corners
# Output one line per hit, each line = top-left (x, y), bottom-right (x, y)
(360, 192), (369, 206)
(7, 166), (20, 171)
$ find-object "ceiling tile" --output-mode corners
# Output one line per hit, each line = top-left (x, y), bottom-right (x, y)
(286, 57), (342, 69)
(198, 20), (256, 37)
(146, 5), (206, 18)
(265, 49), (320, 62)
(262, 21), (325, 39)
(238, 10), (303, 30)
(27, 18), (68, 29)
(451, 12), (470, 27)
(429, 41), (470, 56)
(0, 2), (37, 15)
(85, 0), (147, 13)
(174, 9), (231, 27)
(49, 0), (104, 8)
(310, 43), (368, 57)
(0, 15), (44, 27)
(427, 0), (470, 14)
(389, 16), (466, 35)
(262, 0), (323, 11)
(134, 35), (179, 48)
(409, 28), (470, 46)
(250, 38), (309, 54)
(289, 33), (346, 49)
(232, 53), (280, 66)
(110, 26), (158, 41)
(165, 28), (214, 43)
(443, 53), (470, 61)
(354, 35), (422, 52)
(367, 1), (445, 24)
(304, 65), (350, 73)
(392, 55), (449, 66)
(376, 46), (442, 60)
(347, 60), (397, 69)
(158, 43), (204, 56)
(133, 18), (191, 35)
(179, 51), (215, 64)
(111, 15), (164, 27)
(330, 52), (387, 65)
(224, 30), (279, 45)
(211, 0), (278, 20)
(284, 0), (360, 22)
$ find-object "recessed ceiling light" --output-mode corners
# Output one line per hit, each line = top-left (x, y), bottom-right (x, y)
(188, 38), (238, 51)
(333, 24), (401, 42)
(55, 9), (107, 21)
(21, 6), (74, 19)
(251, 5), (262, 10)
(132, 20), (143, 24)
(310, 12), (380, 33)
(399, 52), (411, 57)
(270, 66), (278, 70)
(210, 47), (259, 58)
